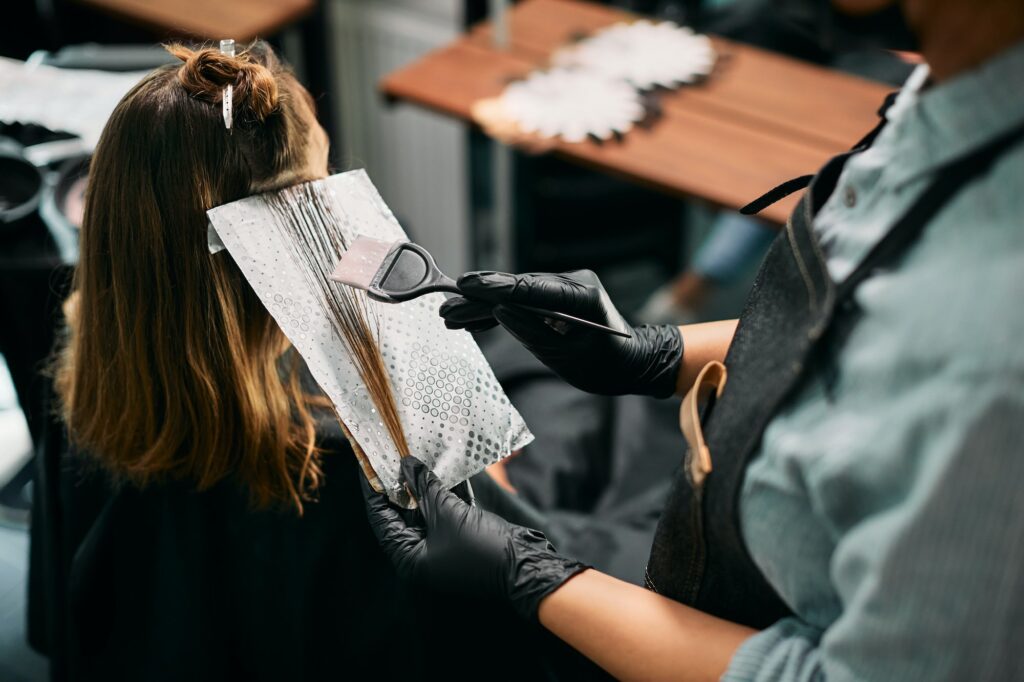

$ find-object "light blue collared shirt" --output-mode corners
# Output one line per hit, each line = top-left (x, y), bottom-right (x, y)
(724, 40), (1024, 682)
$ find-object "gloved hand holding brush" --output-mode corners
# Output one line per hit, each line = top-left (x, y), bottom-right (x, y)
(328, 238), (683, 398)
(440, 269), (684, 398)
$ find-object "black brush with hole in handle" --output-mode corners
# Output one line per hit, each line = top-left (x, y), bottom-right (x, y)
(330, 236), (630, 338)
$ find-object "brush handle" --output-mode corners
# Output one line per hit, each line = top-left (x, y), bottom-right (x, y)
(511, 304), (632, 338)
(375, 241), (460, 301)
(375, 240), (629, 338)
(438, 274), (627, 337)
(382, 274), (459, 300)
(430, 273), (461, 295)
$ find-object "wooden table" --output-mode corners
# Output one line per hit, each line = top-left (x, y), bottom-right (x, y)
(74, 0), (314, 41)
(381, 0), (892, 225)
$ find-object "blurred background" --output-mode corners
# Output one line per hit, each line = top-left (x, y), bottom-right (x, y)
(0, 1), (916, 679)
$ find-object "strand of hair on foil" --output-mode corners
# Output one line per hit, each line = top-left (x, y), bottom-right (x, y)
(261, 183), (410, 459)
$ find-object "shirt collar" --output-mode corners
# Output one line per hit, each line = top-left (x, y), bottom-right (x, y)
(880, 37), (1024, 189)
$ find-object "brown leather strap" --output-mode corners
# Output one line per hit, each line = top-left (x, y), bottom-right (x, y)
(679, 361), (727, 487)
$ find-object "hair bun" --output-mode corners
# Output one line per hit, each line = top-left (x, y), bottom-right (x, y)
(168, 43), (279, 122)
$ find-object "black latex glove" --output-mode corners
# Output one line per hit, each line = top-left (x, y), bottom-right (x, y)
(362, 456), (587, 621)
(439, 269), (683, 398)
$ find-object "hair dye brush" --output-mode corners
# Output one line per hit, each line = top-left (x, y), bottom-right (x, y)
(331, 236), (630, 338)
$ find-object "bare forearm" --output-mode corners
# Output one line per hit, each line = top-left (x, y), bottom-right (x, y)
(676, 319), (738, 393)
(538, 569), (755, 681)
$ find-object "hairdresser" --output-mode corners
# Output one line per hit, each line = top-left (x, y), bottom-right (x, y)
(363, 0), (1024, 679)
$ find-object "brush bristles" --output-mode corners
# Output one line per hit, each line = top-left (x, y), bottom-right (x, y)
(329, 236), (397, 290)
(262, 185), (410, 461)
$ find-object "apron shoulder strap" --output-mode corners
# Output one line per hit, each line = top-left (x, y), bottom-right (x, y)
(740, 91), (901, 217)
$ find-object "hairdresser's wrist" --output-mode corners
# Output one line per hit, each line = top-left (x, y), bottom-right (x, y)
(507, 526), (589, 621)
(673, 320), (740, 396)
(628, 324), (684, 399)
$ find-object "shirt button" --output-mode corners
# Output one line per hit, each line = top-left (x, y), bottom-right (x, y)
(843, 186), (857, 208)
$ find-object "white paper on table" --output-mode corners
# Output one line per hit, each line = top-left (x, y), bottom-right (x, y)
(553, 20), (717, 90)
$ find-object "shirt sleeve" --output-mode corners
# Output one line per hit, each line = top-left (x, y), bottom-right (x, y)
(723, 382), (1024, 682)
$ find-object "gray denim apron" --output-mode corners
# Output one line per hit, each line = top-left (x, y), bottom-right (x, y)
(644, 95), (1024, 628)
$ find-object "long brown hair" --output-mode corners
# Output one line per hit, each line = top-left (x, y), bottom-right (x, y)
(56, 42), (336, 512)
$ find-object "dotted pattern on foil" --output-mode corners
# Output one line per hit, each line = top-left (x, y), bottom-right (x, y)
(207, 170), (533, 495)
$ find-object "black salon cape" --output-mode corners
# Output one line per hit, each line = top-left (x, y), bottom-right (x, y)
(29, 413), (599, 682)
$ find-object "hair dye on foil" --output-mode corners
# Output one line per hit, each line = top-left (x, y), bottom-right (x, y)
(207, 170), (532, 503)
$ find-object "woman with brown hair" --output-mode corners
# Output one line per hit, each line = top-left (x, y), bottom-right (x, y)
(56, 41), (333, 516)
(37, 42), (584, 681)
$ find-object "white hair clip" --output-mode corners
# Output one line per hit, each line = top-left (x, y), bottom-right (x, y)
(220, 38), (235, 130)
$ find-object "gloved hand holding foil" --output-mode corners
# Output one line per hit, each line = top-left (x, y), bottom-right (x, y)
(362, 455), (588, 621)
(439, 269), (684, 398)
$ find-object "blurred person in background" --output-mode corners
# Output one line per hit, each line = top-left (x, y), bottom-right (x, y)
(638, 0), (918, 324)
